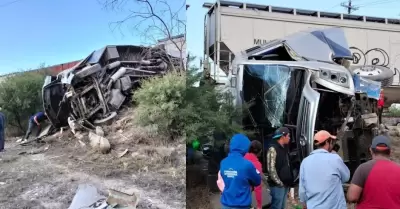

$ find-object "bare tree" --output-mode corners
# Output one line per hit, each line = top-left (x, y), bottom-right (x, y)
(99, 0), (186, 70)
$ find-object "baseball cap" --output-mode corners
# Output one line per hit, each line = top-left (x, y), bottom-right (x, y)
(371, 135), (391, 150)
(272, 127), (290, 139)
(314, 130), (336, 145)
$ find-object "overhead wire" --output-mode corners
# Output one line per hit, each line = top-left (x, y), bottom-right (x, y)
(356, 0), (400, 8)
(322, 4), (341, 12)
(323, 0), (400, 14)
(322, 0), (368, 12)
(0, 0), (24, 8)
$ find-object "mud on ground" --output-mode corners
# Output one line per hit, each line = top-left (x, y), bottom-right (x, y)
(0, 108), (186, 209)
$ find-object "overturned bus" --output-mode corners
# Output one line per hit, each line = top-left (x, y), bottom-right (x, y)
(42, 45), (182, 129)
(203, 28), (391, 199)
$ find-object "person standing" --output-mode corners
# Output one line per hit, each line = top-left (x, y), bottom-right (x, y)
(0, 111), (6, 152)
(244, 140), (265, 209)
(347, 135), (400, 208)
(377, 89), (384, 124)
(18, 111), (48, 143)
(267, 127), (293, 209)
(219, 133), (261, 209)
(298, 130), (350, 209)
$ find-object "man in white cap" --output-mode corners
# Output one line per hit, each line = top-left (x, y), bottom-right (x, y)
(347, 135), (400, 208)
(298, 130), (350, 209)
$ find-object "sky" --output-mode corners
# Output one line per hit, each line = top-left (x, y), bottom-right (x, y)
(2, 0), (400, 74)
(186, 0), (400, 62)
(0, 0), (185, 74)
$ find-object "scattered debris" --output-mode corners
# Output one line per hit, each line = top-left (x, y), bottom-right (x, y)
(117, 149), (129, 158)
(107, 188), (138, 208)
(18, 145), (50, 155)
(36, 124), (54, 139)
(119, 133), (129, 141)
(89, 132), (111, 154)
(388, 126), (400, 138)
(96, 126), (105, 137)
(1, 107), (185, 208)
(74, 131), (86, 141)
(68, 184), (108, 209)
(68, 117), (78, 134)
(68, 184), (138, 209)
(79, 140), (86, 147)
(19, 138), (44, 146)
(99, 137), (111, 154)
(361, 113), (378, 127)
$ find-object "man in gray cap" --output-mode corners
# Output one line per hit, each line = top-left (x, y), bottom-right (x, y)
(347, 135), (400, 208)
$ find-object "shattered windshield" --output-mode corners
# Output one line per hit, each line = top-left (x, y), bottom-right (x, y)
(243, 64), (291, 127)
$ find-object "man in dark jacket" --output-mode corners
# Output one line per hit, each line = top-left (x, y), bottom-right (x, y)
(219, 133), (261, 209)
(267, 127), (293, 209)
(0, 111), (5, 152)
(18, 111), (48, 143)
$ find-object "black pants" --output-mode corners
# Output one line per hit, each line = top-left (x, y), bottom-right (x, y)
(24, 120), (41, 140)
(0, 112), (5, 151)
(378, 107), (383, 124)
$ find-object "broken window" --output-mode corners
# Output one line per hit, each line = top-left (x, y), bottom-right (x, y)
(243, 64), (291, 128)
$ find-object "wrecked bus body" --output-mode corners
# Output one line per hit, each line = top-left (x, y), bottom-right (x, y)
(43, 45), (181, 129)
(203, 28), (382, 197)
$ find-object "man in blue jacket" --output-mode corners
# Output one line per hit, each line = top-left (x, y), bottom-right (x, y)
(220, 133), (262, 209)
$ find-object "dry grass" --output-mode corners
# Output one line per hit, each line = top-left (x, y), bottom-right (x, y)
(0, 107), (187, 209)
(109, 109), (186, 208)
(50, 107), (186, 181)
(186, 185), (211, 209)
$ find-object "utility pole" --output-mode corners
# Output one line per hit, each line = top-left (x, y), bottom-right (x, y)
(340, 0), (359, 14)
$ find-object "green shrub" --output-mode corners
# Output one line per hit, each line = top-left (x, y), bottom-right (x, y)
(133, 63), (245, 142)
(133, 71), (186, 140)
(387, 106), (400, 117)
(0, 70), (45, 134)
(182, 69), (244, 142)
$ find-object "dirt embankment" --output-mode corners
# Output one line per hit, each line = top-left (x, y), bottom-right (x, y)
(0, 108), (186, 209)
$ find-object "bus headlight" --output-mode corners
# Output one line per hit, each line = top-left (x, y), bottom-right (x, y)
(319, 69), (350, 88)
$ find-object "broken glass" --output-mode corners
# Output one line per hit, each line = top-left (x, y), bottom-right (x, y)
(244, 64), (291, 127)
